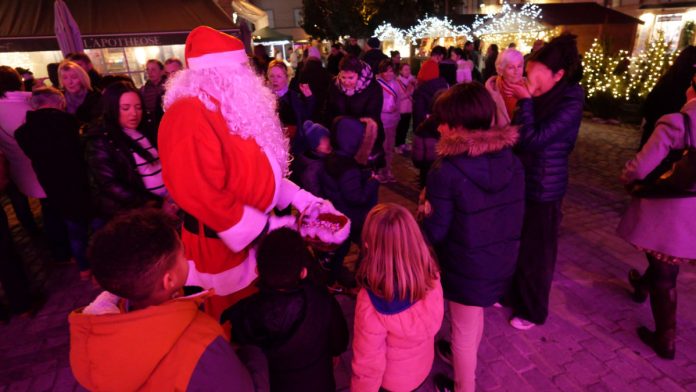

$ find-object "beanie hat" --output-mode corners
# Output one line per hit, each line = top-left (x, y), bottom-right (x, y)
(307, 46), (322, 59)
(185, 26), (248, 70)
(367, 37), (381, 49)
(303, 120), (330, 151)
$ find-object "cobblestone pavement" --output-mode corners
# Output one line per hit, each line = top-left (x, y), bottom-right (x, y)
(2, 119), (695, 391)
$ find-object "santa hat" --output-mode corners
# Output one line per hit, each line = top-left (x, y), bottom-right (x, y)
(185, 26), (248, 70)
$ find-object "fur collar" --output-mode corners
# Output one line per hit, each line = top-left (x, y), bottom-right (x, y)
(436, 126), (519, 157)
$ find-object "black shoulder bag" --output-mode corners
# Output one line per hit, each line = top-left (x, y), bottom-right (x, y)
(631, 112), (696, 198)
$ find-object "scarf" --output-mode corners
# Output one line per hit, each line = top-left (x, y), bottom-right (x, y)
(336, 60), (373, 96)
(496, 77), (519, 120)
(65, 89), (87, 115)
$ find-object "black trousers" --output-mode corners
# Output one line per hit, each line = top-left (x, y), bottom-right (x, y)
(0, 204), (32, 316)
(507, 200), (562, 324)
(395, 113), (412, 147)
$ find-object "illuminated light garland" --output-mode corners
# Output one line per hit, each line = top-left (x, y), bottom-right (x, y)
(582, 32), (677, 101)
(373, 2), (547, 54)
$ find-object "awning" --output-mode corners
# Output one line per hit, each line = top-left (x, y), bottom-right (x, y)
(0, 0), (240, 52)
(252, 27), (292, 43)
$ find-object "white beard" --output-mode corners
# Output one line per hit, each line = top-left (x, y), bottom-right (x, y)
(163, 63), (290, 175)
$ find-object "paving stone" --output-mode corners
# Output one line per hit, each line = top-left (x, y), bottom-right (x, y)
(552, 374), (583, 392)
(520, 368), (556, 391)
(654, 377), (687, 392)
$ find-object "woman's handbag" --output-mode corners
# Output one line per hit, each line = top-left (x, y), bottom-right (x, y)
(631, 113), (696, 198)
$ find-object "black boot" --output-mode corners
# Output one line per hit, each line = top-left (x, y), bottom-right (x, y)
(628, 268), (648, 303)
(638, 287), (677, 359)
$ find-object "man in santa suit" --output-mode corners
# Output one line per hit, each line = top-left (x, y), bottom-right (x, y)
(158, 26), (345, 319)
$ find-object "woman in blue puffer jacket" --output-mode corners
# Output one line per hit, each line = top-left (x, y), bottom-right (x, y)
(503, 34), (585, 330)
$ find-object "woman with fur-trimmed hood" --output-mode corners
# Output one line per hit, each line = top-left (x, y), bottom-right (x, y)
(422, 82), (525, 392)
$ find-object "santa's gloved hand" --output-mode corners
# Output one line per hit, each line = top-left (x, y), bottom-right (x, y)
(277, 178), (324, 212)
(268, 215), (298, 231)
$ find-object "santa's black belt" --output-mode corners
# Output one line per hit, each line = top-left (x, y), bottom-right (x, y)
(182, 212), (219, 239)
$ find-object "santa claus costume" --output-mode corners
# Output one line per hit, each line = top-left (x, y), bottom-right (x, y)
(158, 26), (345, 319)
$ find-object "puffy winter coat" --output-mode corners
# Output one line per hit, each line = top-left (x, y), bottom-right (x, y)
(351, 280), (444, 392)
(412, 77), (448, 131)
(223, 283), (349, 392)
(423, 126), (525, 306)
(84, 126), (162, 219)
(513, 81), (584, 202)
(320, 119), (380, 241)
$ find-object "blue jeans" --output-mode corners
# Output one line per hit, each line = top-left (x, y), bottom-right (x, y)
(64, 218), (90, 271)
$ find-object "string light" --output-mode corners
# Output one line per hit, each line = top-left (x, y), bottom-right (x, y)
(582, 32), (676, 101)
(373, 2), (547, 54)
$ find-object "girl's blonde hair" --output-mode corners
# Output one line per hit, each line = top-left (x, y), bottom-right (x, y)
(357, 203), (439, 302)
(58, 60), (91, 92)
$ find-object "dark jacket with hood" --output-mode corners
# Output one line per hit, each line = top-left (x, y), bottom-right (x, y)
(15, 108), (92, 220)
(222, 283), (349, 392)
(512, 81), (584, 202)
(84, 125), (162, 219)
(324, 61), (385, 167)
(412, 77), (449, 131)
(423, 126), (525, 307)
(295, 150), (327, 198)
(320, 118), (380, 241)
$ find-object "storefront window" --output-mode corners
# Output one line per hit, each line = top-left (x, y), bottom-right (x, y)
(0, 44), (184, 88)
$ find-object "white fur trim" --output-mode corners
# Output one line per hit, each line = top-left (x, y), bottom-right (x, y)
(317, 203), (351, 244)
(217, 206), (268, 253)
(184, 252), (258, 296)
(187, 50), (248, 70)
(276, 178), (323, 212)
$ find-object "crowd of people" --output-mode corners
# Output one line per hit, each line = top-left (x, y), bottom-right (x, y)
(0, 24), (695, 392)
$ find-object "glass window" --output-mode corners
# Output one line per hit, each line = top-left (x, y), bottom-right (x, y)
(265, 10), (275, 28)
(294, 8), (304, 27)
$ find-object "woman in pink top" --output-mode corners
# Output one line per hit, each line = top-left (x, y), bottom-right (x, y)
(351, 203), (444, 392)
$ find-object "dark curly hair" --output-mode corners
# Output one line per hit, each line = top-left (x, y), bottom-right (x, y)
(88, 208), (181, 301)
(0, 66), (23, 98)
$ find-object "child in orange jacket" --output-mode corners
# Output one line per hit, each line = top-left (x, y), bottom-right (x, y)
(69, 209), (266, 391)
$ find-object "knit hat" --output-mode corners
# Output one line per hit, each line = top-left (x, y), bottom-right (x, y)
(303, 120), (330, 151)
(367, 37), (381, 49)
(307, 46), (322, 59)
(185, 26), (248, 70)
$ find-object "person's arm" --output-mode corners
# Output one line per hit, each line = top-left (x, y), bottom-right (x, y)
(513, 87), (584, 152)
(350, 290), (388, 392)
(423, 162), (454, 245)
(340, 169), (379, 207)
(622, 113), (687, 184)
(188, 336), (258, 392)
(363, 82), (384, 125)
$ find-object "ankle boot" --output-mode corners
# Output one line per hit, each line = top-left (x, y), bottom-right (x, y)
(638, 287), (677, 359)
(628, 268), (649, 303)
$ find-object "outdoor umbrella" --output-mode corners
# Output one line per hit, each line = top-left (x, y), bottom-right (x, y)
(54, 0), (83, 56)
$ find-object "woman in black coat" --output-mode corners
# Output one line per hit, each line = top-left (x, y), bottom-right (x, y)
(324, 56), (385, 170)
(58, 60), (101, 126)
(504, 34), (585, 330)
(85, 82), (165, 222)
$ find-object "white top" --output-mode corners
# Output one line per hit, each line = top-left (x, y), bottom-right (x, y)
(122, 128), (167, 197)
(0, 91), (46, 198)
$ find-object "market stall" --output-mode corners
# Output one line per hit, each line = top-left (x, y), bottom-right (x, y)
(0, 0), (240, 86)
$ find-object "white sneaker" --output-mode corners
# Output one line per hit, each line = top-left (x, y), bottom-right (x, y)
(509, 317), (536, 330)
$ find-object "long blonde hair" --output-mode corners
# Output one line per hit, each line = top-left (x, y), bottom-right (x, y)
(357, 203), (439, 302)
(57, 60), (91, 92)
